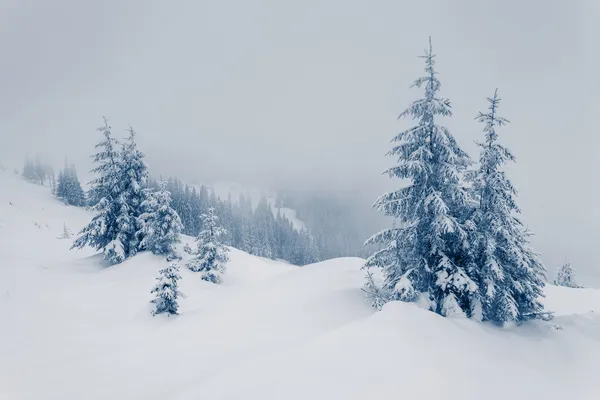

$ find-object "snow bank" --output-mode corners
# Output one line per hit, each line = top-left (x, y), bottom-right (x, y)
(1, 170), (599, 400)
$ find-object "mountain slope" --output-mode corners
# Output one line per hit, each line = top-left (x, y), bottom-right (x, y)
(1, 170), (599, 400)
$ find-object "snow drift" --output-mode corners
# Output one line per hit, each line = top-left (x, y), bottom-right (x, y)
(1, 170), (599, 400)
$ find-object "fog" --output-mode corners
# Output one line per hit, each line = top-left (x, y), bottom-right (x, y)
(1, 1), (598, 283)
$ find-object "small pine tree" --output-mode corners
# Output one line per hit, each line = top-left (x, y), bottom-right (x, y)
(554, 261), (582, 288)
(58, 223), (72, 239)
(151, 263), (184, 316)
(187, 207), (229, 283)
(138, 181), (184, 260)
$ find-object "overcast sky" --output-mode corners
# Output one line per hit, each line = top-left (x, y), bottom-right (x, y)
(1, 0), (598, 283)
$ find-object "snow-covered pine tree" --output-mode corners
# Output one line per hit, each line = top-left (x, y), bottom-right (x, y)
(72, 118), (129, 264)
(364, 39), (477, 317)
(57, 164), (86, 206)
(67, 166), (85, 206)
(56, 169), (66, 198)
(187, 207), (229, 283)
(303, 232), (321, 265)
(116, 126), (149, 256)
(470, 89), (547, 323)
(150, 262), (184, 316)
(554, 261), (581, 288)
(138, 181), (183, 260)
(253, 197), (276, 259)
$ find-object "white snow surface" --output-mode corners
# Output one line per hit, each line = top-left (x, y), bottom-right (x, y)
(1, 170), (599, 400)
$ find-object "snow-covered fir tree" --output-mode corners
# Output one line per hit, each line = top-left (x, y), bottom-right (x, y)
(302, 232), (321, 265)
(56, 163), (86, 206)
(554, 261), (581, 288)
(253, 197), (275, 259)
(469, 90), (547, 323)
(72, 118), (128, 264)
(187, 207), (229, 283)
(138, 181), (183, 260)
(150, 262), (184, 316)
(364, 39), (477, 317)
(73, 119), (150, 264)
(115, 126), (149, 257)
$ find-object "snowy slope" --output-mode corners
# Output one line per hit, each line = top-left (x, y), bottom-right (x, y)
(1, 169), (600, 400)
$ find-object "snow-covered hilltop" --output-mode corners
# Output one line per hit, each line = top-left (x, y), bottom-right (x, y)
(1, 169), (600, 400)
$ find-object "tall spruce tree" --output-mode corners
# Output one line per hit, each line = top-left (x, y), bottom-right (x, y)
(72, 118), (129, 263)
(470, 90), (546, 323)
(187, 207), (229, 283)
(116, 126), (149, 256)
(138, 181), (183, 260)
(364, 39), (477, 317)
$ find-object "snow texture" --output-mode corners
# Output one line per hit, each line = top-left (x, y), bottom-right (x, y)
(1, 169), (599, 400)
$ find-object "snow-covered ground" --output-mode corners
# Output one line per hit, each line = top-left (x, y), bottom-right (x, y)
(1, 169), (599, 400)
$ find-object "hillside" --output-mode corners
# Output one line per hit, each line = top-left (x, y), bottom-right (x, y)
(1, 169), (599, 400)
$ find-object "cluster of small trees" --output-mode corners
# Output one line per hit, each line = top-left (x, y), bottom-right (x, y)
(160, 178), (320, 266)
(364, 40), (547, 324)
(72, 118), (183, 264)
(151, 208), (229, 316)
(47, 117), (320, 270)
(56, 163), (86, 206)
(23, 156), (54, 186)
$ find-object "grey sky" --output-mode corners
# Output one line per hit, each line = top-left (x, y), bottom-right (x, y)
(1, 1), (598, 283)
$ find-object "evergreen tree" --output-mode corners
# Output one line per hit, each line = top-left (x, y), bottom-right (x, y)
(57, 223), (72, 239)
(138, 181), (184, 260)
(554, 261), (581, 288)
(56, 163), (86, 206)
(187, 207), (229, 283)
(188, 187), (202, 235)
(72, 118), (128, 264)
(302, 231), (321, 265)
(56, 169), (66, 198)
(253, 197), (276, 259)
(116, 126), (149, 256)
(470, 90), (547, 323)
(151, 262), (184, 316)
(364, 39), (477, 317)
